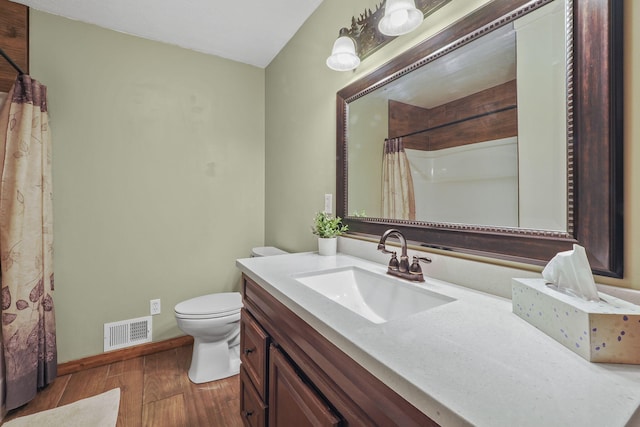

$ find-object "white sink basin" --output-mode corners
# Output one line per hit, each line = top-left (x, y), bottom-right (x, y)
(293, 266), (455, 324)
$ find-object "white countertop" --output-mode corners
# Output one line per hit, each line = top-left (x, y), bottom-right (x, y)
(236, 252), (640, 427)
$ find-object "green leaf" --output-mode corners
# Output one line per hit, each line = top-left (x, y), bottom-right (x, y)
(311, 212), (348, 238)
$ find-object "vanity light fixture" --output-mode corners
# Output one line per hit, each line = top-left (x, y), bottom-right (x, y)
(326, 28), (361, 72)
(326, 0), (451, 72)
(378, 0), (424, 36)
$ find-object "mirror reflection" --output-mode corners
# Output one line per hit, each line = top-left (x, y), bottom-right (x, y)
(347, 0), (567, 231)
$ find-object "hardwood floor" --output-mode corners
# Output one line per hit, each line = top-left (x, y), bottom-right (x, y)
(2, 344), (244, 426)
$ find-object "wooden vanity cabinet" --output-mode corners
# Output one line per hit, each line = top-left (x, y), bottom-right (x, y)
(240, 274), (438, 427)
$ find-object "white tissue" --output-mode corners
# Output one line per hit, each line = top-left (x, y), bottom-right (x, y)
(541, 244), (599, 302)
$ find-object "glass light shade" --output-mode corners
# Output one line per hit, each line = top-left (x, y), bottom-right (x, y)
(326, 36), (360, 71)
(378, 0), (424, 36)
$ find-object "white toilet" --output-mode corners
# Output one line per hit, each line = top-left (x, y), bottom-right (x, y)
(174, 292), (243, 383)
(174, 246), (287, 384)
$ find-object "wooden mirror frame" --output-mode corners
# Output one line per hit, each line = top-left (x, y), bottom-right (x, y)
(336, 0), (623, 277)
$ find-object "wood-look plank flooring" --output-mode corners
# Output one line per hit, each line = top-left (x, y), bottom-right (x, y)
(2, 344), (243, 427)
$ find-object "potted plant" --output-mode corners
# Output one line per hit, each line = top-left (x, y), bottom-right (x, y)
(311, 212), (348, 256)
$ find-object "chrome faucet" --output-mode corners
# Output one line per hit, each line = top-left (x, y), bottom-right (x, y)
(377, 229), (431, 282)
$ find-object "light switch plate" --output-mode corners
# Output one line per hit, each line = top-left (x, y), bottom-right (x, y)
(324, 194), (332, 214)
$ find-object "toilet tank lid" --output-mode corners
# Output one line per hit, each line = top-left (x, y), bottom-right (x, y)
(251, 246), (288, 257)
(174, 292), (242, 316)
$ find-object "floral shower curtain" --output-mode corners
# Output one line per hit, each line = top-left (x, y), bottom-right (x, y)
(382, 137), (416, 220)
(0, 75), (56, 410)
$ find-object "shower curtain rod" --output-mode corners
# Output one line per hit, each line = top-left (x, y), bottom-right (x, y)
(0, 47), (25, 75)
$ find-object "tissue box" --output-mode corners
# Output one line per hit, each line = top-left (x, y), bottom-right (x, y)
(512, 278), (640, 364)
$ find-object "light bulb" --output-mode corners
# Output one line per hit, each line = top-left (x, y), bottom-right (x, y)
(378, 0), (424, 36)
(390, 9), (409, 28)
(326, 35), (360, 71)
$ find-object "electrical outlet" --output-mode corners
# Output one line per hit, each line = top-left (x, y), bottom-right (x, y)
(324, 193), (332, 214)
(150, 299), (161, 316)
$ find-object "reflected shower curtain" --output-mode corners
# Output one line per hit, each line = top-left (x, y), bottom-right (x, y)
(382, 137), (416, 220)
(0, 75), (56, 410)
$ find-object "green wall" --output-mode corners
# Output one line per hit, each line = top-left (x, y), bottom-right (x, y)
(348, 95), (387, 218)
(30, 11), (266, 362)
(265, 0), (640, 291)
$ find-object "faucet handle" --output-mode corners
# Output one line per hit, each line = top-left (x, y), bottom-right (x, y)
(388, 252), (399, 271)
(409, 256), (432, 274)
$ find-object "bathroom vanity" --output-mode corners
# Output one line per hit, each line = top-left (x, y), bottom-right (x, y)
(236, 252), (640, 426)
(239, 273), (435, 426)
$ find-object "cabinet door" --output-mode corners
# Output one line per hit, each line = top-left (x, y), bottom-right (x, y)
(240, 365), (267, 427)
(240, 309), (269, 400)
(268, 345), (342, 427)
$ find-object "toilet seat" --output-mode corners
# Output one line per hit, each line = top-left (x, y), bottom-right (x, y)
(174, 292), (242, 320)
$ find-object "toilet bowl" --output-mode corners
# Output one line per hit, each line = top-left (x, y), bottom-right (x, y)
(175, 292), (243, 383)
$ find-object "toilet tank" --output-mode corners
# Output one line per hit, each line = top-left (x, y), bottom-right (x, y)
(251, 246), (288, 257)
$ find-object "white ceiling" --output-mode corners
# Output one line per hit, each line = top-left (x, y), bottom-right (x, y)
(10, 0), (324, 68)
(360, 24), (516, 109)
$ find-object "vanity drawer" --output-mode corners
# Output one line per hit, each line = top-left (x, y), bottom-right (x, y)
(240, 365), (267, 427)
(240, 308), (269, 400)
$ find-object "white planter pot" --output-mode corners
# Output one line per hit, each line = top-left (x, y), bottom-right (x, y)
(318, 237), (337, 256)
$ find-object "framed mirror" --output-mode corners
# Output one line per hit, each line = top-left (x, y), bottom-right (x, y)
(336, 0), (623, 277)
